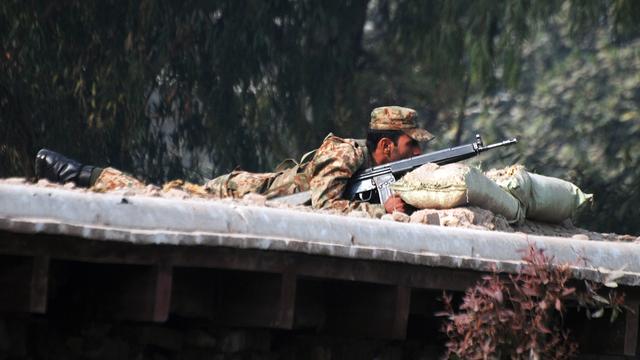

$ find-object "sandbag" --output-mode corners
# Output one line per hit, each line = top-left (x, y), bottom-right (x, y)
(528, 173), (593, 222)
(391, 163), (524, 223)
(487, 165), (593, 223)
(485, 165), (532, 210)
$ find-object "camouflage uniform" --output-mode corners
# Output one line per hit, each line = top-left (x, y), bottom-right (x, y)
(92, 167), (146, 192)
(203, 155), (314, 200)
(90, 106), (433, 218)
(304, 106), (433, 215)
(306, 134), (385, 217)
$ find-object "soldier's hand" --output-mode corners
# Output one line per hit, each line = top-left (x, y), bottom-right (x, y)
(384, 194), (409, 214)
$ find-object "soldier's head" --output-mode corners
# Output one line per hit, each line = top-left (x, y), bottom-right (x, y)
(367, 106), (434, 165)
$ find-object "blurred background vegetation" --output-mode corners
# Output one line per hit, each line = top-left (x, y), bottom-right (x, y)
(1, 0), (639, 234)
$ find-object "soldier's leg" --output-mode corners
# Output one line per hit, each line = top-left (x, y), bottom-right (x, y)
(262, 166), (311, 199)
(35, 148), (146, 191)
(204, 170), (279, 198)
(35, 149), (98, 187)
(90, 167), (146, 192)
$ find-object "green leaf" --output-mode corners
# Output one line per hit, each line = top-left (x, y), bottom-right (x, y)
(592, 294), (610, 305)
(610, 307), (620, 323)
(591, 308), (605, 319)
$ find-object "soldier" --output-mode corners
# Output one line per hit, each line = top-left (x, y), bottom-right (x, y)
(36, 106), (434, 217)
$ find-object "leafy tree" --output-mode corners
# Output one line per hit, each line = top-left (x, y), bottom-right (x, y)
(469, 7), (640, 234)
(1, 0), (371, 182)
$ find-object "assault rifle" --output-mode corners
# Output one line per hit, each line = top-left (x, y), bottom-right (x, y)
(272, 134), (517, 206)
(345, 134), (517, 205)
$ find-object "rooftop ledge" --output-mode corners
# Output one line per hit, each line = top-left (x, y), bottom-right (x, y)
(0, 182), (639, 286)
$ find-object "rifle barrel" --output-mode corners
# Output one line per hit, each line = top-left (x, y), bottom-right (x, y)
(479, 138), (518, 151)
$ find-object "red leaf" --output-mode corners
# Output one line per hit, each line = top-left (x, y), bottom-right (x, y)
(555, 298), (562, 312)
(536, 320), (552, 334)
(539, 300), (548, 310)
(522, 286), (540, 297)
(562, 287), (576, 296)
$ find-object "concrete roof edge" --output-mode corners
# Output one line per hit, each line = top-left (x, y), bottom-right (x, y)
(0, 183), (638, 286)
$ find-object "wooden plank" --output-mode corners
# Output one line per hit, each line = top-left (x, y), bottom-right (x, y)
(391, 286), (411, 339)
(120, 263), (173, 322)
(274, 271), (297, 329)
(0, 232), (481, 292)
(29, 256), (50, 314)
(151, 263), (173, 322)
(624, 299), (639, 356)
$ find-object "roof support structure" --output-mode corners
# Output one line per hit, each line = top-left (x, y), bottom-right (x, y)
(0, 184), (639, 356)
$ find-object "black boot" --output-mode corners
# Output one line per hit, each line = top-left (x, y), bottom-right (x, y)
(35, 149), (95, 188)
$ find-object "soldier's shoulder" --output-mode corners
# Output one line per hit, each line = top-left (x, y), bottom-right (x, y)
(320, 133), (365, 150)
(314, 133), (368, 166)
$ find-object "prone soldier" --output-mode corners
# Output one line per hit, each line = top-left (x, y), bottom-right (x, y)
(35, 106), (434, 217)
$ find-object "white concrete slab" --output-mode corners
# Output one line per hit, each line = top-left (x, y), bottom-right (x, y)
(0, 183), (638, 285)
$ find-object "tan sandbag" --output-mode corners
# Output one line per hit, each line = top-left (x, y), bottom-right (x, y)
(392, 163), (524, 223)
(486, 165), (532, 212)
(486, 165), (593, 223)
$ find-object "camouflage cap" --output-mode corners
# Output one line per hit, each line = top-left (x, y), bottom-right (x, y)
(369, 106), (435, 142)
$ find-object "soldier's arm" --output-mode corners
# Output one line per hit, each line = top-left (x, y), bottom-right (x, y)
(309, 136), (386, 218)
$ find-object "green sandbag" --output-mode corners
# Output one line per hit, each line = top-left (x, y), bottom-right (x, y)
(392, 163), (525, 223)
(487, 165), (593, 223)
(528, 173), (593, 222)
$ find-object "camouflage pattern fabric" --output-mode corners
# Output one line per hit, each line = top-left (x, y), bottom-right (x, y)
(162, 179), (208, 196)
(205, 133), (385, 217)
(370, 106), (434, 142)
(92, 168), (209, 196)
(91, 165), (309, 199)
(307, 134), (386, 218)
(90, 134), (385, 217)
(91, 167), (146, 192)
(204, 159), (312, 199)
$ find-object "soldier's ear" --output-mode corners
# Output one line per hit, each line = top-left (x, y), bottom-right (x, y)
(377, 137), (391, 148)
(378, 138), (394, 157)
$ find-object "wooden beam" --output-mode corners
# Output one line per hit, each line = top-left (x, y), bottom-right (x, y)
(0, 232), (482, 292)
(151, 263), (173, 322)
(274, 271), (297, 329)
(391, 286), (411, 339)
(624, 299), (639, 356)
(119, 263), (173, 322)
(29, 256), (50, 314)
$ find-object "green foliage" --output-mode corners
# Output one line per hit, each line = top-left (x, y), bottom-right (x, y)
(0, 0), (371, 183)
(470, 10), (640, 234)
(1, 0), (152, 177)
